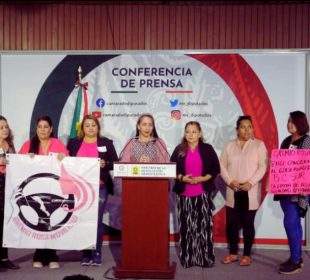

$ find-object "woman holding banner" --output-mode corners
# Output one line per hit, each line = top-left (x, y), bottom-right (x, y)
(19, 115), (69, 269)
(119, 113), (169, 163)
(0, 115), (20, 270)
(171, 121), (220, 268)
(67, 114), (118, 266)
(220, 115), (268, 266)
(274, 111), (310, 275)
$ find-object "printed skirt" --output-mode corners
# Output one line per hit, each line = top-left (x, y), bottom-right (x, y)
(177, 192), (215, 268)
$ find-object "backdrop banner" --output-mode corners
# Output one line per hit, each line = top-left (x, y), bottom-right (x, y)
(0, 51), (307, 244)
(3, 154), (100, 250)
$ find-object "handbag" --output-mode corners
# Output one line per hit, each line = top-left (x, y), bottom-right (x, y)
(298, 195), (309, 218)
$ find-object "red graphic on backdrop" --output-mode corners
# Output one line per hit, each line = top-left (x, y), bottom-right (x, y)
(187, 53), (278, 242)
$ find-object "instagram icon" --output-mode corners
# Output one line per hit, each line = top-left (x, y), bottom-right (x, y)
(171, 110), (181, 120)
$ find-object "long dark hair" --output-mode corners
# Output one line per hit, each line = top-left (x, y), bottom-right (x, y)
(0, 115), (16, 153)
(135, 113), (159, 138)
(289, 111), (309, 136)
(29, 116), (54, 154)
(178, 121), (204, 157)
(78, 114), (101, 139)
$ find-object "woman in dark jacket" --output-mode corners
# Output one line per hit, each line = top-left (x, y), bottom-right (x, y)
(275, 111), (310, 275)
(67, 114), (118, 266)
(171, 121), (220, 268)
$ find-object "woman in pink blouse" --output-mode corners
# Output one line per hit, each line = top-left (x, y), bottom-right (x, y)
(220, 115), (268, 266)
(19, 116), (68, 269)
(171, 121), (220, 268)
(67, 114), (118, 266)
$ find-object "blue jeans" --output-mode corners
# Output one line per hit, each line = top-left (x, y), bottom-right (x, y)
(83, 185), (108, 258)
(96, 186), (108, 253)
(279, 197), (302, 263)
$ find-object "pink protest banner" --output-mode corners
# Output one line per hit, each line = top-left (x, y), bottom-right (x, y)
(269, 149), (310, 194)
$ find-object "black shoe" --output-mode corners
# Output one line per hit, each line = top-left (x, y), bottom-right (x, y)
(279, 261), (302, 275)
(0, 259), (20, 270)
(280, 258), (303, 269)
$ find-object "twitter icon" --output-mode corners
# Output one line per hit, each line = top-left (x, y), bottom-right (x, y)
(170, 99), (179, 107)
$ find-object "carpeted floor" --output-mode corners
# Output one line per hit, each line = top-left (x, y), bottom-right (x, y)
(1, 244), (309, 280)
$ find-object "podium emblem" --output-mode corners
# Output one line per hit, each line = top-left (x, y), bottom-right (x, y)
(131, 165), (141, 176)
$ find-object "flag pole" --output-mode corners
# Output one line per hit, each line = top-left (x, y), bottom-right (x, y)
(77, 65), (82, 82)
(77, 66), (89, 117)
(70, 66), (85, 138)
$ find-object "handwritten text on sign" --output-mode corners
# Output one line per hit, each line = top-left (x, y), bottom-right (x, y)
(269, 149), (310, 194)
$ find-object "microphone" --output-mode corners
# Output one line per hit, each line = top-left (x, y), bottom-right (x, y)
(118, 137), (138, 161)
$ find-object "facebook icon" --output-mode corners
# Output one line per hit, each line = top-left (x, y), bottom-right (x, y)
(96, 98), (105, 108)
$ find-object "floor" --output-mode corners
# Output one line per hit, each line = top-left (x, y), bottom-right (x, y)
(1, 244), (309, 280)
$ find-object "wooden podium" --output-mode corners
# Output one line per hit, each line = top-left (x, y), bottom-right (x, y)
(113, 162), (176, 279)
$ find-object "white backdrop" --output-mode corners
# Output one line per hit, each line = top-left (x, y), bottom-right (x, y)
(0, 51), (308, 245)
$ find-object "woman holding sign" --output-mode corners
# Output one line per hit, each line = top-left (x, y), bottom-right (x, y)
(220, 115), (268, 266)
(0, 115), (19, 270)
(67, 114), (118, 266)
(274, 111), (310, 275)
(19, 115), (69, 269)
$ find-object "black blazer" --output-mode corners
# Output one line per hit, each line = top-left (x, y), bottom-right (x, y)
(171, 142), (220, 195)
(67, 137), (118, 195)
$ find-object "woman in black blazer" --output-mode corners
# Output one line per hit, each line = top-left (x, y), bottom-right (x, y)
(171, 121), (220, 268)
(67, 114), (118, 266)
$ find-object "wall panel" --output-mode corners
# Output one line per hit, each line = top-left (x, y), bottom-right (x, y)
(0, 1), (310, 51)
(168, 5), (176, 49)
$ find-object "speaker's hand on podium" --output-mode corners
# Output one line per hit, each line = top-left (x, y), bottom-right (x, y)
(139, 154), (150, 162)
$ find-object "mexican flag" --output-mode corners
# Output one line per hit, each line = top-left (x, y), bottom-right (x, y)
(69, 81), (89, 138)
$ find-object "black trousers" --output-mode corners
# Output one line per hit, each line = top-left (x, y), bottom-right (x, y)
(0, 210), (8, 260)
(0, 173), (8, 260)
(226, 191), (257, 256)
(33, 249), (58, 265)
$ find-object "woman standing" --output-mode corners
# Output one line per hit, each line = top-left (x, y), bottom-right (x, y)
(275, 111), (310, 275)
(119, 113), (169, 163)
(0, 115), (19, 270)
(171, 121), (220, 268)
(19, 115), (69, 269)
(67, 114), (118, 266)
(220, 115), (268, 266)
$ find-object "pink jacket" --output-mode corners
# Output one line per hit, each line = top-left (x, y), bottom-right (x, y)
(220, 138), (268, 210)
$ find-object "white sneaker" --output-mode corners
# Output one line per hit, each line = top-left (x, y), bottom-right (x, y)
(48, 261), (60, 269)
(32, 261), (43, 268)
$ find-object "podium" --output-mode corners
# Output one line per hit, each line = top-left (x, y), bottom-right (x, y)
(113, 162), (177, 279)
